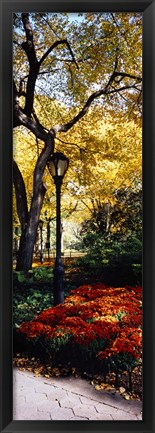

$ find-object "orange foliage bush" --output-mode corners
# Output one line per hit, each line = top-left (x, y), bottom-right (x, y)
(18, 283), (142, 372)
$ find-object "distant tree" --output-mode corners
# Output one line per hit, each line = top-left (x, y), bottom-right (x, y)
(78, 188), (142, 241)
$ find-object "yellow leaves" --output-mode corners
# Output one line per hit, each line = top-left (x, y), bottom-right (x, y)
(94, 382), (130, 399)
(34, 366), (45, 376)
(95, 384), (102, 391)
(97, 315), (118, 323)
(95, 383), (115, 392)
(123, 394), (130, 400)
(119, 387), (131, 400)
(14, 356), (80, 379)
(51, 368), (61, 377)
(119, 386), (126, 394)
(13, 96), (142, 227)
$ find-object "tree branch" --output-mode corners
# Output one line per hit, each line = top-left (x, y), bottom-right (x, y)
(14, 101), (55, 143)
(39, 39), (79, 70)
(21, 13), (37, 64)
(114, 71), (142, 81)
(52, 71), (142, 134)
(38, 13), (59, 38)
(20, 14), (79, 118)
(56, 136), (86, 152)
(32, 108), (49, 133)
(21, 13), (39, 117)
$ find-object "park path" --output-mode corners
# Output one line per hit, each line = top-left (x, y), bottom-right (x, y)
(13, 367), (142, 421)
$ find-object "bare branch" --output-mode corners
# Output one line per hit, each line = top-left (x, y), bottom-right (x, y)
(21, 14), (78, 117)
(65, 202), (78, 218)
(13, 40), (21, 47)
(56, 136), (86, 152)
(38, 13), (59, 38)
(21, 13), (37, 64)
(20, 14), (39, 116)
(39, 39), (79, 70)
(111, 13), (127, 41)
(13, 79), (19, 105)
(35, 137), (40, 157)
(32, 108), (49, 132)
(52, 70), (142, 134)
(80, 199), (94, 213)
(14, 103), (55, 143)
(114, 71), (142, 81)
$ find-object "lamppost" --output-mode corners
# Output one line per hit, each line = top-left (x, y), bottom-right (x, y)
(47, 152), (69, 306)
(38, 220), (44, 264)
(14, 226), (19, 260)
(46, 218), (51, 260)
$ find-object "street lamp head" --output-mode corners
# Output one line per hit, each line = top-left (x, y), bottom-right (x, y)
(47, 152), (69, 181)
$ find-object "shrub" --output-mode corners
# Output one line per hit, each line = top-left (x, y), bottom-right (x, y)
(16, 284), (142, 377)
(13, 287), (54, 330)
(13, 266), (53, 286)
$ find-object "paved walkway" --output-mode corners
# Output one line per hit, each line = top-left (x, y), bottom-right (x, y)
(13, 367), (142, 421)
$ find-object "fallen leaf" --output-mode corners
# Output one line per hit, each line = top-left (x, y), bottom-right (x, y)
(123, 393), (130, 400)
(52, 368), (59, 373)
(34, 366), (44, 375)
(119, 386), (126, 394)
(95, 385), (102, 391)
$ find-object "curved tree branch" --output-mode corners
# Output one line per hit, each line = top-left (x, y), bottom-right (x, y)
(21, 13), (37, 64)
(21, 13), (39, 117)
(39, 38), (79, 70)
(52, 73), (142, 134)
(20, 14), (79, 120)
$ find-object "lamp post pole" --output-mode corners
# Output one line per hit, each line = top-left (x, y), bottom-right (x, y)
(47, 152), (69, 306)
(46, 219), (50, 260)
(39, 220), (44, 264)
(54, 177), (64, 305)
(14, 226), (19, 260)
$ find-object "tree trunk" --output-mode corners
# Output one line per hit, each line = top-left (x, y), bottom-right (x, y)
(16, 182), (47, 272)
(14, 132), (54, 272)
(16, 226), (36, 272)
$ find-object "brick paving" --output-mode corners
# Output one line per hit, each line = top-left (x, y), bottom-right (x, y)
(13, 367), (142, 421)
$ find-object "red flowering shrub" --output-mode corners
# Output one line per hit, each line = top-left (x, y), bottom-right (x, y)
(18, 283), (142, 374)
(97, 327), (142, 360)
(19, 321), (54, 339)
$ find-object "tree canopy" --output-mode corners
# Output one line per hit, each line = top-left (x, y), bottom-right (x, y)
(13, 12), (142, 272)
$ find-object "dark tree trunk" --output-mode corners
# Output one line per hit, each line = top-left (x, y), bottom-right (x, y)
(13, 130), (54, 272)
(16, 226), (36, 272)
(16, 182), (47, 272)
(13, 161), (29, 229)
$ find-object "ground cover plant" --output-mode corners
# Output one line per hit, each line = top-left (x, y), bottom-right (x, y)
(13, 263), (77, 329)
(15, 283), (142, 399)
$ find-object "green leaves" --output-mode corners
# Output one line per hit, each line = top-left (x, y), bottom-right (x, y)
(15, 272), (26, 283)
(14, 266), (53, 285)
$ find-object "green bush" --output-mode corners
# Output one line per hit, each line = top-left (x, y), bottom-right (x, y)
(72, 234), (142, 285)
(13, 266), (53, 286)
(13, 287), (54, 330)
(83, 233), (141, 264)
